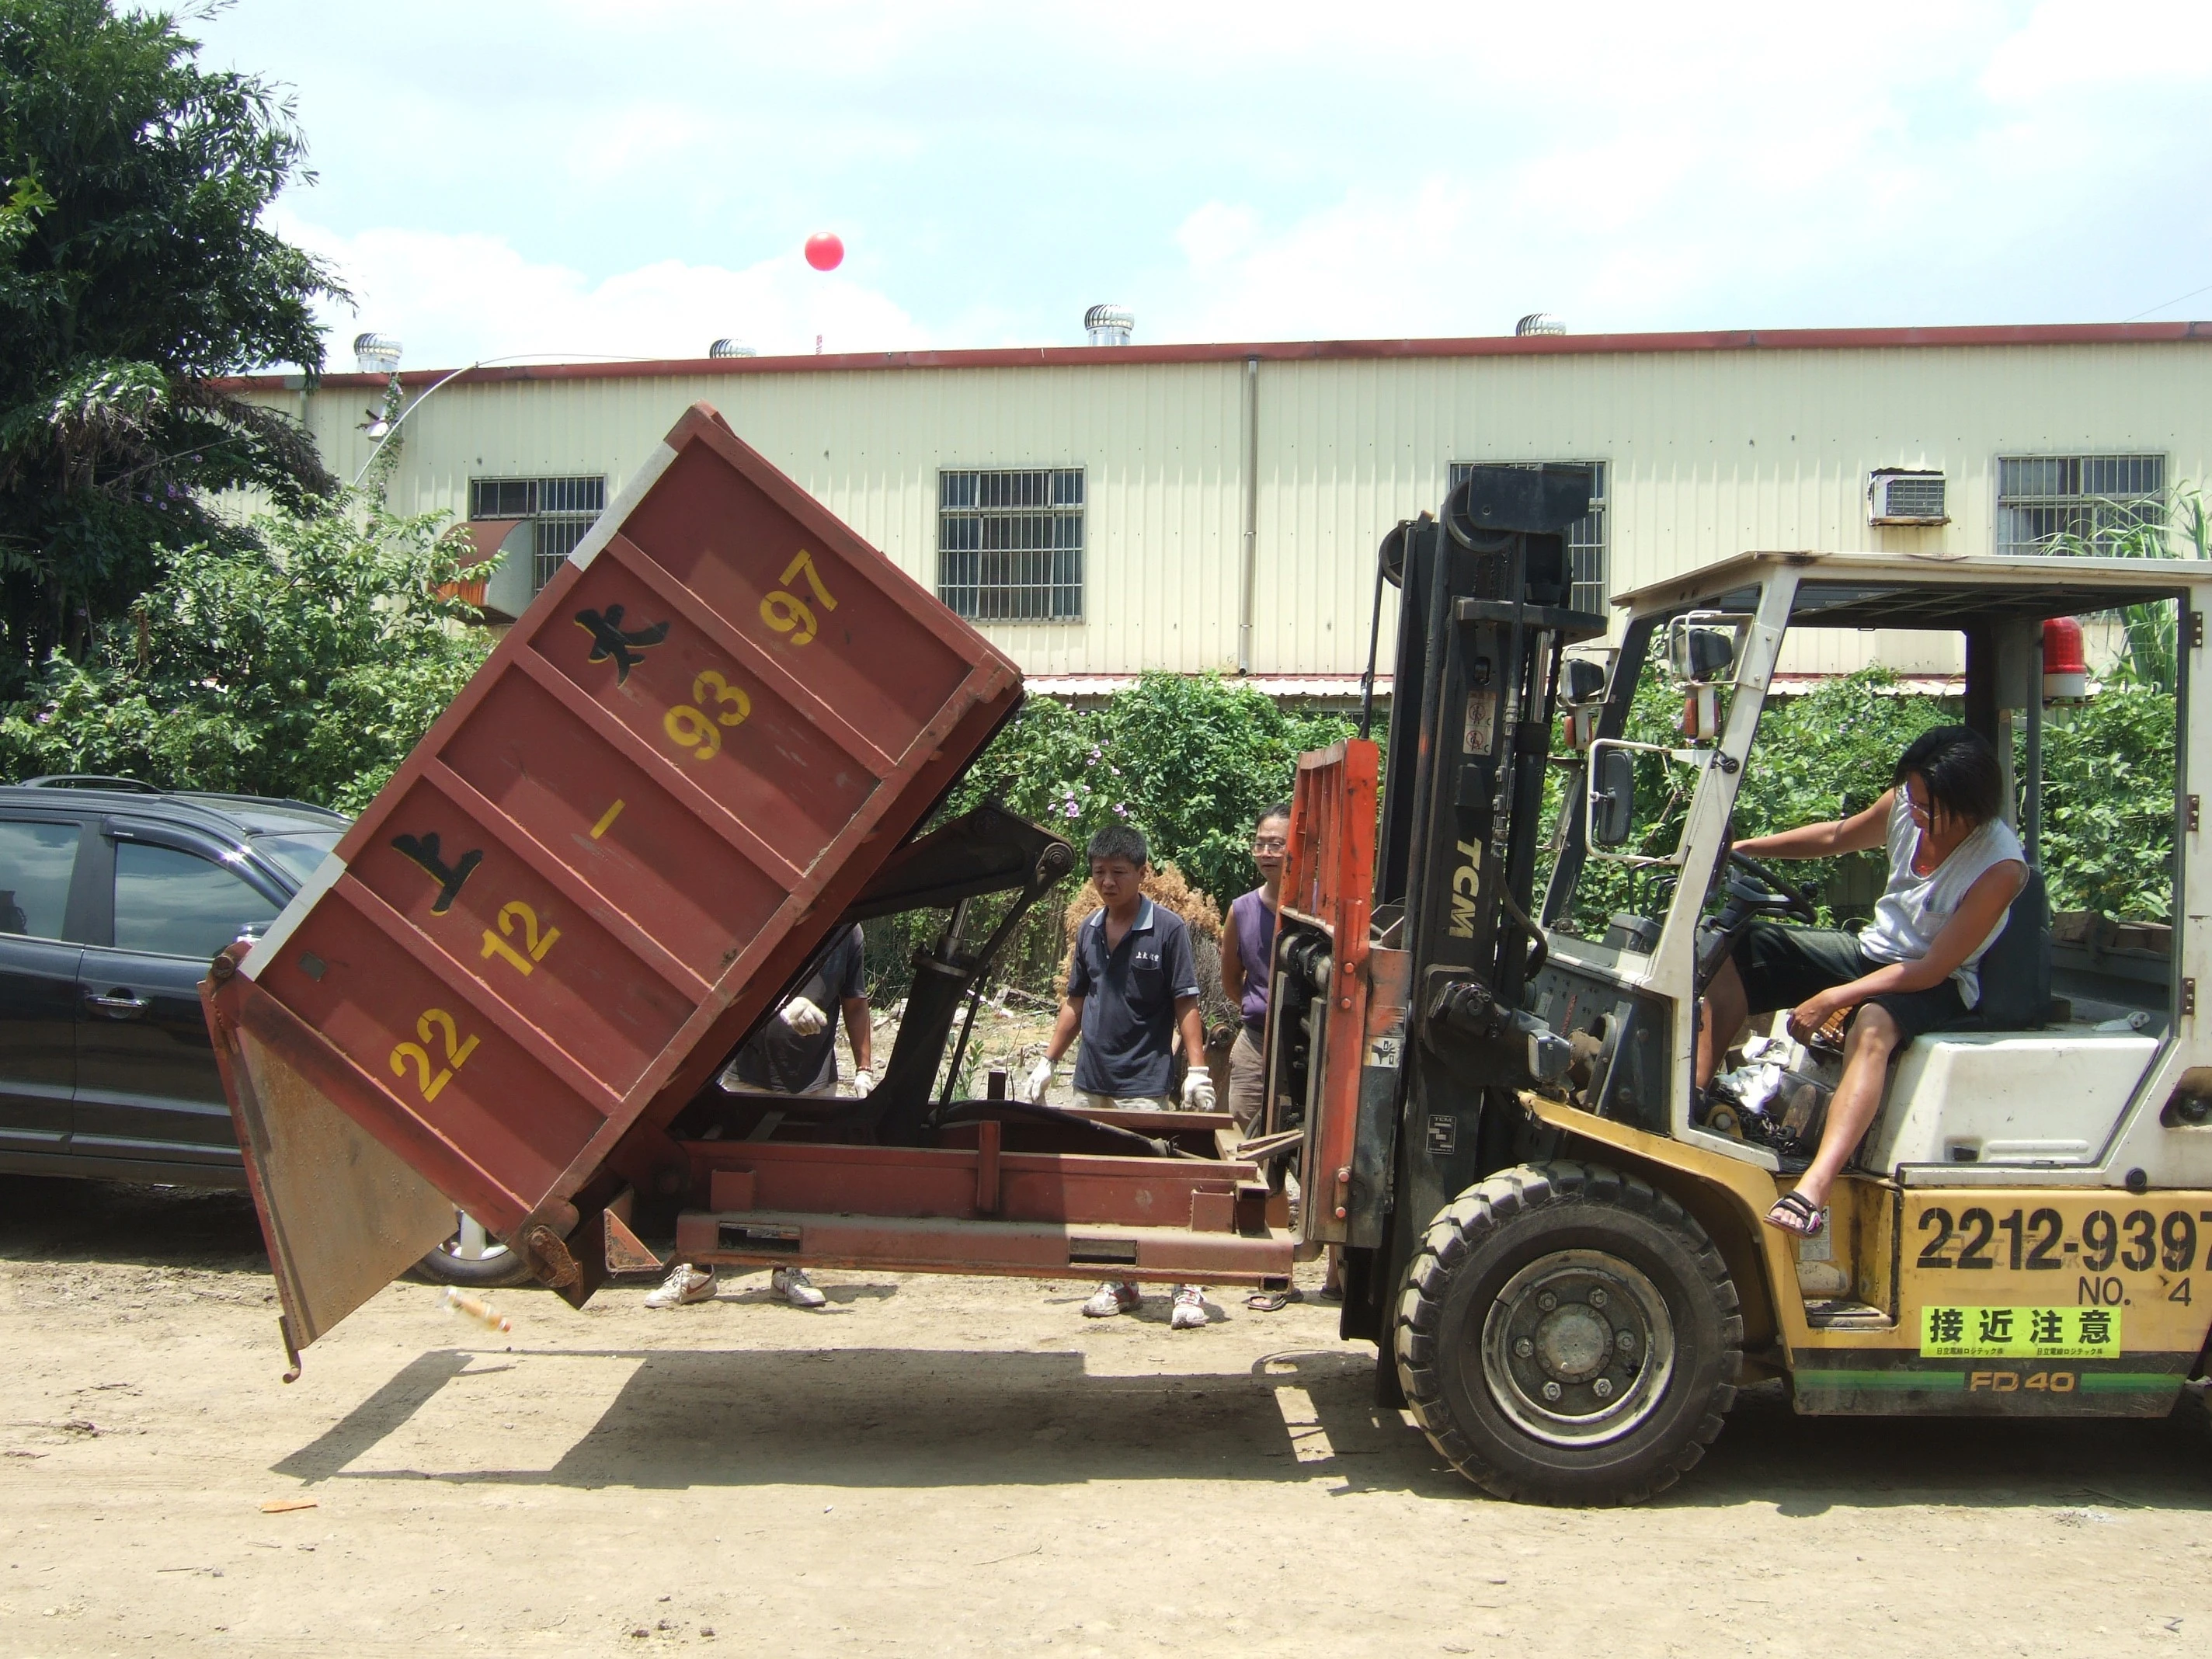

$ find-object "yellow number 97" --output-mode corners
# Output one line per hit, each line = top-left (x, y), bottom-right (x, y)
(760, 590), (818, 645)
(664, 704), (721, 760)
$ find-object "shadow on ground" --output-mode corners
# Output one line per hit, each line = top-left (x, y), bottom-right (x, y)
(273, 1337), (2212, 1511)
(0, 1174), (266, 1271)
(15, 1177), (2207, 1512)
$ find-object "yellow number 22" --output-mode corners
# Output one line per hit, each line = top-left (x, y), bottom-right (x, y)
(389, 1007), (480, 1104)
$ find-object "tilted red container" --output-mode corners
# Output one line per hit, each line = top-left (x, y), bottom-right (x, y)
(203, 404), (1021, 1365)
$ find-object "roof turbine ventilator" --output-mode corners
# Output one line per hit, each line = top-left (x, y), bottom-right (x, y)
(353, 332), (402, 375)
(1084, 304), (1135, 346)
(708, 339), (759, 359)
(1515, 313), (1567, 337)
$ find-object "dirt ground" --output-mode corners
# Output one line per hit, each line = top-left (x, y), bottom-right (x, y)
(2, 1175), (2208, 1658)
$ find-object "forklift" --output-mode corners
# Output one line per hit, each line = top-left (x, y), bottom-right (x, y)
(1264, 465), (2212, 1504)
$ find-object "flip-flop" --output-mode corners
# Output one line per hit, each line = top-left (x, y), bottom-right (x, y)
(1765, 1189), (1826, 1238)
(1244, 1289), (1299, 1311)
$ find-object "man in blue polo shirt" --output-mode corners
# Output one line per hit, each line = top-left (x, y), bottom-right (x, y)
(1026, 826), (1215, 1330)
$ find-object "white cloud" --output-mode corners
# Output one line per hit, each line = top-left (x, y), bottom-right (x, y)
(285, 219), (930, 368)
(1982, 0), (2212, 99)
(203, 0), (2212, 357)
(1174, 203), (1261, 276)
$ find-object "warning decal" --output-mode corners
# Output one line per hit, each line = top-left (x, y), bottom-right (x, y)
(1919, 1305), (2122, 1359)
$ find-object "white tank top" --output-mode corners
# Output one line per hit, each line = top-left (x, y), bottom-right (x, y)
(1858, 793), (2025, 1009)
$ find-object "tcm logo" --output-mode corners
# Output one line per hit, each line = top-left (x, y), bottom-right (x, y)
(1449, 839), (1480, 939)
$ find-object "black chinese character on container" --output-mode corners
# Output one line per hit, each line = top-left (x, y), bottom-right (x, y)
(391, 832), (483, 914)
(2029, 1309), (2064, 1344)
(2077, 1309), (2113, 1346)
(1975, 1307), (2014, 1344)
(573, 604), (670, 684)
(1929, 1308), (1966, 1344)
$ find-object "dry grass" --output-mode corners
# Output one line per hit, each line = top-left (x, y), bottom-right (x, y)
(1060, 863), (1222, 944)
(1052, 862), (1228, 1002)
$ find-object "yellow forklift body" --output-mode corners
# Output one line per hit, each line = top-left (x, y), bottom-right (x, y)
(1529, 1096), (2212, 1415)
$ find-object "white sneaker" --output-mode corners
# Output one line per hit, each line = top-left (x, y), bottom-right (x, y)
(644, 1263), (716, 1308)
(1082, 1281), (1140, 1318)
(772, 1266), (827, 1308)
(1170, 1285), (1208, 1330)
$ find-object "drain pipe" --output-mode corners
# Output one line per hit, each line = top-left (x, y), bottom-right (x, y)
(1236, 355), (1259, 673)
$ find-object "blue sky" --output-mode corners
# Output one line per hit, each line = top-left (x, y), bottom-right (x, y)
(193, 0), (2212, 370)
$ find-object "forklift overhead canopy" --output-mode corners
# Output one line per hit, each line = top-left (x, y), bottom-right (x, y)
(1615, 549), (2205, 624)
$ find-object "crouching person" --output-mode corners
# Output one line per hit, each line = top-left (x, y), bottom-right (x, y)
(1026, 826), (1215, 1330)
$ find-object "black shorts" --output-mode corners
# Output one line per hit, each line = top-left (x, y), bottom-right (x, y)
(1730, 921), (1967, 1045)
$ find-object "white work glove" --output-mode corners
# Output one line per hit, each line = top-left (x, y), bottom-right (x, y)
(1024, 1058), (1056, 1103)
(1181, 1070), (1217, 1111)
(779, 995), (827, 1036)
(851, 1069), (874, 1096)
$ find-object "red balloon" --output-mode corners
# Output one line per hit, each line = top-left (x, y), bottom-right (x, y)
(804, 232), (844, 272)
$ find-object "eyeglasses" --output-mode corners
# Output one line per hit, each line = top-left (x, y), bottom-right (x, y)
(1253, 836), (1289, 851)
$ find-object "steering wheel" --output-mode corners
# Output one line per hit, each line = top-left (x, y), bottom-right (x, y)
(1726, 849), (1817, 924)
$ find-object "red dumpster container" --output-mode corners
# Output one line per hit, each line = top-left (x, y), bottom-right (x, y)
(203, 404), (1021, 1366)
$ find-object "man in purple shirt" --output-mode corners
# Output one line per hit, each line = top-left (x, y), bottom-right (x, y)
(1219, 802), (1290, 1136)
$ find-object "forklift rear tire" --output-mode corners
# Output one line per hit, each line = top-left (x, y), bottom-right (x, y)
(1395, 1160), (1741, 1506)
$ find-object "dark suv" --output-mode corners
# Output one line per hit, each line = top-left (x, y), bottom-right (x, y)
(0, 776), (525, 1285)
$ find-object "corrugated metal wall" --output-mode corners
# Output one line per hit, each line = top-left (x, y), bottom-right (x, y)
(283, 360), (1244, 676)
(1252, 343), (2212, 676)
(256, 339), (2211, 680)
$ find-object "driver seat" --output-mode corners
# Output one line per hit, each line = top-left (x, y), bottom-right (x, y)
(1936, 866), (2052, 1033)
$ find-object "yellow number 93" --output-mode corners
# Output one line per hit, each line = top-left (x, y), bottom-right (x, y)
(662, 669), (752, 760)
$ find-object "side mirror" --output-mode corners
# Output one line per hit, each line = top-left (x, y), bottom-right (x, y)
(1589, 747), (1635, 847)
(1670, 626), (1734, 683)
(1563, 659), (1606, 704)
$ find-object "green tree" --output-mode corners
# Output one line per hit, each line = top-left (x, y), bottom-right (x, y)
(0, 492), (493, 812)
(0, 0), (345, 695)
(2037, 684), (2175, 920)
(948, 671), (1355, 905)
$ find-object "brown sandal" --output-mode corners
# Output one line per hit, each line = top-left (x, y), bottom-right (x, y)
(1765, 1190), (1826, 1238)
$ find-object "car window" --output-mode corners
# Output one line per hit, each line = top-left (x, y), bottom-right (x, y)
(252, 830), (343, 887)
(0, 820), (80, 940)
(113, 842), (279, 959)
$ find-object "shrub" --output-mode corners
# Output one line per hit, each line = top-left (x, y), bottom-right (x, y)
(2038, 684), (2175, 919)
(948, 670), (1355, 910)
(0, 492), (492, 811)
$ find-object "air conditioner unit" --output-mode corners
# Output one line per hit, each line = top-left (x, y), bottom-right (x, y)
(1868, 468), (1948, 527)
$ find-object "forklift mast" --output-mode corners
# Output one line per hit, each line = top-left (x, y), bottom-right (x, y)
(1270, 466), (1610, 1346)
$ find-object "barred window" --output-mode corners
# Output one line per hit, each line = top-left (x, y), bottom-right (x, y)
(1996, 454), (2165, 558)
(1449, 461), (1609, 614)
(938, 468), (1083, 622)
(468, 475), (607, 593)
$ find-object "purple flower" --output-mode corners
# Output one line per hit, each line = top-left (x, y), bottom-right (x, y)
(1063, 800), (1080, 819)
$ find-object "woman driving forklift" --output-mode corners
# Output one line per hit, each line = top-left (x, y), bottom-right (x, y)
(1694, 726), (2027, 1238)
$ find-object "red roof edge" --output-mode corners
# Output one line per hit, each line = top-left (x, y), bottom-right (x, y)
(217, 320), (2212, 393)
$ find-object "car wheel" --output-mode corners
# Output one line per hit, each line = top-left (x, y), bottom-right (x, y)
(412, 1209), (534, 1289)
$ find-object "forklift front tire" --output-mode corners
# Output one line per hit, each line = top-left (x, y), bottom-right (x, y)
(1396, 1160), (1742, 1506)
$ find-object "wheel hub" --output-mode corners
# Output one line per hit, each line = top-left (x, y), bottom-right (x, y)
(1480, 1248), (1676, 1449)
(1532, 1303), (1612, 1380)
